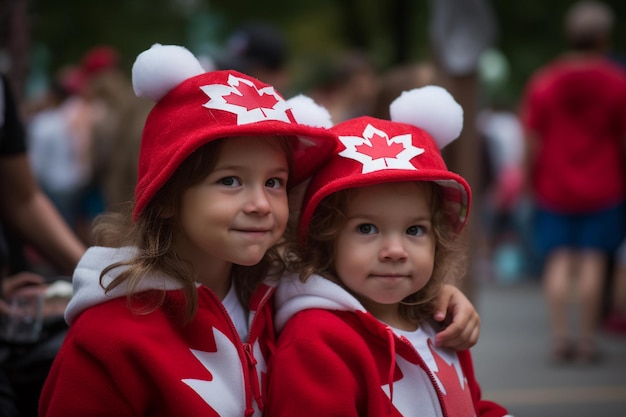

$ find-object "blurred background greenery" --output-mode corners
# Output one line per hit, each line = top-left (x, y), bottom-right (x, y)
(3, 0), (626, 107)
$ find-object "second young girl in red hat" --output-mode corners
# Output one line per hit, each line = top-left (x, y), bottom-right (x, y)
(266, 86), (511, 417)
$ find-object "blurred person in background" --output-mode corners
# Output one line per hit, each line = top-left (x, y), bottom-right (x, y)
(476, 99), (527, 284)
(25, 70), (90, 233)
(299, 50), (381, 125)
(1, 72), (86, 417)
(0, 73), (85, 278)
(519, 0), (626, 364)
(55, 45), (152, 244)
(216, 21), (291, 94)
(604, 238), (626, 334)
(320, 49), (380, 124)
(69, 45), (124, 243)
(79, 46), (152, 215)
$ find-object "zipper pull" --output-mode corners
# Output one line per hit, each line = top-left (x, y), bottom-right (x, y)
(243, 342), (257, 366)
(243, 342), (264, 412)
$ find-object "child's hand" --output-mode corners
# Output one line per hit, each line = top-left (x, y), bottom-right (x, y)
(432, 284), (480, 350)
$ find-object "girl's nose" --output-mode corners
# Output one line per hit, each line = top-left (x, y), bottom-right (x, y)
(243, 185), (271, 215)
(379, 234), (408, 262)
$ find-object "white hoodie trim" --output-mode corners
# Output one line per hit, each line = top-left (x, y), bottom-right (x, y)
(274, 273), (366, 332)
(64, 246), (183, 324)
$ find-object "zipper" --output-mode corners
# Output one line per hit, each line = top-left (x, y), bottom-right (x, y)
(243, 341), (263, 411)
(201, 284), (274, 416)
(396, 334), (450, 417)
(202, 287), (257, 416)
(246, 284), (274, 343)
(244, 285), (274, 412)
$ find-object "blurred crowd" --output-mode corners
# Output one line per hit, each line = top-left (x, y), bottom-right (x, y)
(21, 45), (153, 248)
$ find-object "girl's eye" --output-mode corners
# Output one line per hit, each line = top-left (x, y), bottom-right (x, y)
(357, 224), (378, 234)
(219, 176), (241, 187)
(266, 177), (285, 189)
(406, 225), (425, 236)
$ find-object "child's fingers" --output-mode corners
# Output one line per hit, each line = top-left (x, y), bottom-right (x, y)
(435, 318), (464, 348)
(433, 310), (447, 322)
(435, 311), (480, 350)
(433, 285), (455, 322)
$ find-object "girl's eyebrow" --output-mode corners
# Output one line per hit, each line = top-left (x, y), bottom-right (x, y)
(269, 167), (289, 175)
(345, 213), (380, 224)
(346, 213), (433, 225)
(212, 165), (289, 174)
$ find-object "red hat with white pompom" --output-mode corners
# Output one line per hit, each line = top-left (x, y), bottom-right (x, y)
(299, 85), (471, 239)
(131, 43), (336, 220)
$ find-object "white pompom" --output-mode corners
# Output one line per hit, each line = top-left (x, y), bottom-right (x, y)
(132, 43), (205, 102)
(389, 85), (463, 149)
(287, 94), (334, 128)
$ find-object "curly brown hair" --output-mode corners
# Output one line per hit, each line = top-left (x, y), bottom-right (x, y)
(283, 181), (468, 326)
(91, 137), (293, 323)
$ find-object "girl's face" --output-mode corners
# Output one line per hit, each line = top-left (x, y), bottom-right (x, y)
(333, 182), (436, 321)
(174, 136), (290, 271)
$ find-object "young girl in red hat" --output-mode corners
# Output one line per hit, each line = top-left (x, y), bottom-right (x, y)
(39, 45), (481, 417)
(266, 86), (511, 417)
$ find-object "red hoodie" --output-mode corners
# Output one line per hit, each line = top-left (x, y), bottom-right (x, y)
(265, 273), (511, 417)
(39, 246), (276, 417)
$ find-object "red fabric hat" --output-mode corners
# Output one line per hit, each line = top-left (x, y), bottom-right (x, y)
(131, 44), (336, 221)
(299, 85), (471, 240)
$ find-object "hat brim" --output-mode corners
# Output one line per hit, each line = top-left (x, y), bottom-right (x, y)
(298, 168), (471, 241)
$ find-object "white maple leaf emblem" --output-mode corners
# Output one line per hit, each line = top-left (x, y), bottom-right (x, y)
(338, 124), (424, 174)
(182, 327), (261, 416)
(381, 355), (443, 417)
(200, 74), (291, 125)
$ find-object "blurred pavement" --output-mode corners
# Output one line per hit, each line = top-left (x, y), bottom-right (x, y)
(472, 281), (626, 417)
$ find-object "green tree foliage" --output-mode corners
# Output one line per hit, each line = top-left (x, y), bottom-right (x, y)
(28, 0), (626, 102)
